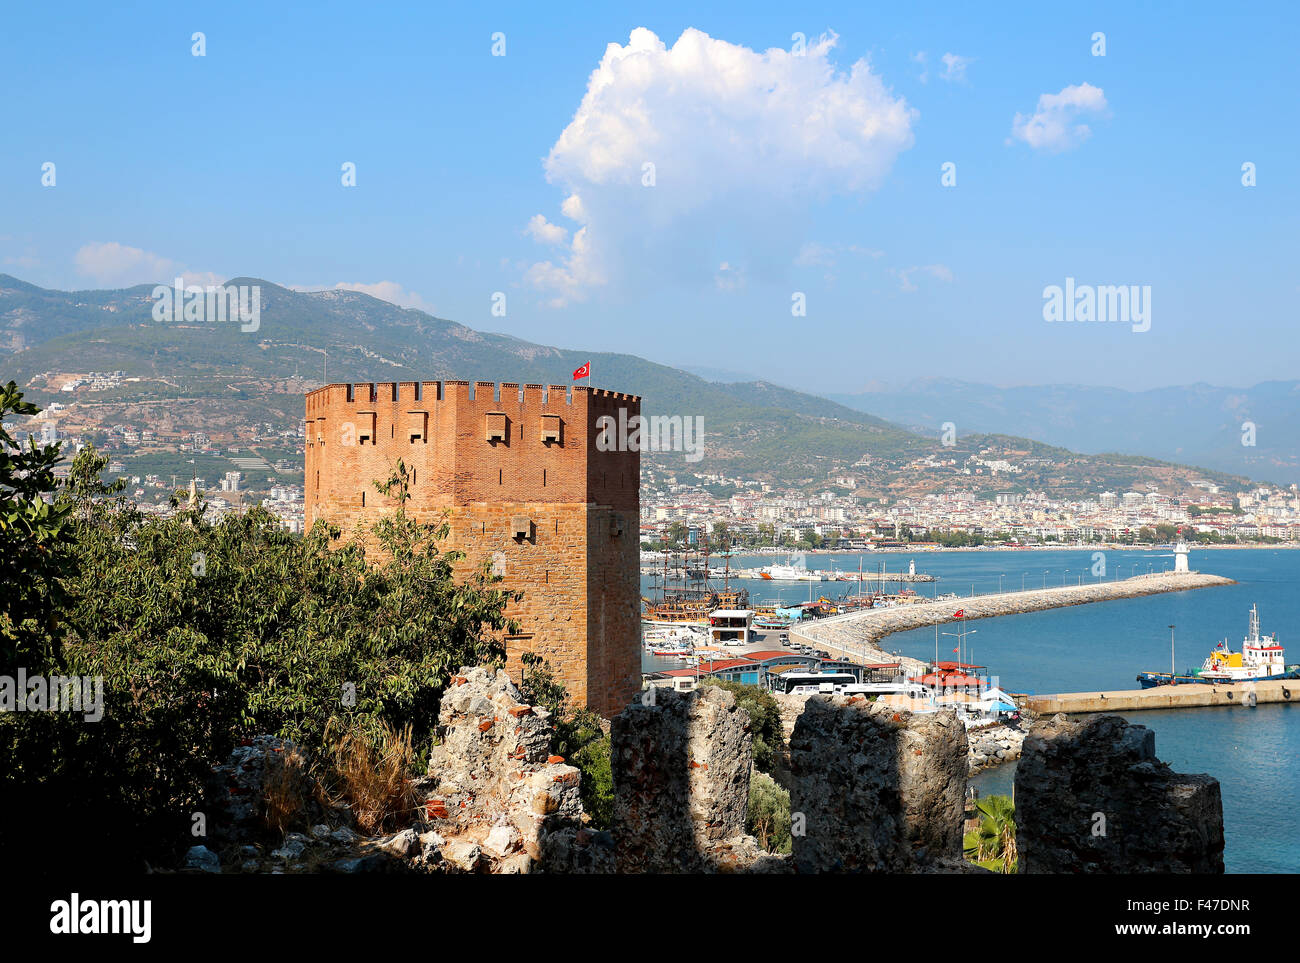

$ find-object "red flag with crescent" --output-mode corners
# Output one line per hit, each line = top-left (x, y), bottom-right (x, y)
(573, 361), (590, 380)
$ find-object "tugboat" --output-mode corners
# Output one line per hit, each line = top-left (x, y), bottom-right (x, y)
(1137, 605), (1300, 687)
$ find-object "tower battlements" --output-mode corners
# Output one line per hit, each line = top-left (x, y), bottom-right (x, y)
(304, 379), (641, 716)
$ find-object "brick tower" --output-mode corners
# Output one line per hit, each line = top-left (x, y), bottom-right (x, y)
(303, 380), (640, 717)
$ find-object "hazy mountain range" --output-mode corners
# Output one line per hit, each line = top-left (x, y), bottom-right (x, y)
(0, 274), (1261, 492)
(827, 379), (1300, 484)
(0, 274), (925, 483)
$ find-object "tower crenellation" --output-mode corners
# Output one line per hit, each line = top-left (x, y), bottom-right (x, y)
(304, 379), (641, 716)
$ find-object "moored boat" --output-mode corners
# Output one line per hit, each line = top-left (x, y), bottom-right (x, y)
(1137, 605), (1300, 687)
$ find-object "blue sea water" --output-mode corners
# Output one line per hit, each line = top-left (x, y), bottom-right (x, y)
(645, 547), (1300, 873)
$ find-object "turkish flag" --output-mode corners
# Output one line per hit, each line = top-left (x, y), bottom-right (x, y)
(953, 648), (959, 654)
(953, 609), (965, 618)
(573, 361), (590, 380)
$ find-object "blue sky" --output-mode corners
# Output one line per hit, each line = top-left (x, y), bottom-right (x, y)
(2, 1), (1297, 393)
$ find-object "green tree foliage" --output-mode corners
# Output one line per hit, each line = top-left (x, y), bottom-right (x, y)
(747, 770), (792, 854)
(710, 521), (730, 548)
(0, 381), (75, 669)
(2, 439), (518, 868)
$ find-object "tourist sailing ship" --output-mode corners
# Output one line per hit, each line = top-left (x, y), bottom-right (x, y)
(641, 541), (749, 634)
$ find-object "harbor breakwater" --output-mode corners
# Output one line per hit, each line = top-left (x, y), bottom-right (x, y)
(1025, 677), (1299, 714)
(791, 571), (1236, 673)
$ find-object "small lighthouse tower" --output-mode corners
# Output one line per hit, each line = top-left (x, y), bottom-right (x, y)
(1174, 540), (1190, 574)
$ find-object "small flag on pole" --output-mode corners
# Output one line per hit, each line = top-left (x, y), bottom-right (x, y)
(953, 609), (965, 618)
(952, 648), (960, 654)
(573, 361), (590, 380)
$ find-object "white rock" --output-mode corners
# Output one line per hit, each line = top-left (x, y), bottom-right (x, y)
(484, 822), (521, 858)
(381, 828), (421, 857)
(442, 838), (482, 872)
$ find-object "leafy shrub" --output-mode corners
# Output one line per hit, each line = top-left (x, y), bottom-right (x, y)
(747, 770), (792, 854)
(1, 414), (516, 869)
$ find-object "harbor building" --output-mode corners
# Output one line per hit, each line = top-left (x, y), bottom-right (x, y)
(304, 380), (641, 717)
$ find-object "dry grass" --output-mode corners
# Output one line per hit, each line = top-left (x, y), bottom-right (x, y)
(262, 747), (311, 834)
(323, 720), (421, 835)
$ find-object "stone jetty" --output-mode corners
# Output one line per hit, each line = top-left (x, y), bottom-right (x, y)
(791, 571), (1235, 672)
(1025, 676), (1298, 714)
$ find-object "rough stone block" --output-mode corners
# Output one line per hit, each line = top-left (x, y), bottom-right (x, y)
(1015, 713), (1225, 874)
(789, 697), (967, 872)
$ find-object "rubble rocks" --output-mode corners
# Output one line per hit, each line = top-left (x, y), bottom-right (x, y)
(442, 838), (483, 872)
(206, 735), (317, 842)
(1015, 713), (1225, 874)
(420, 666), (604, 873)
(379, 828), (421, 858)
(789, 697), (968, 872)
(967, 723), (1026, 774)
(270, 832), (310, 861)
(484, 820), (522, 858)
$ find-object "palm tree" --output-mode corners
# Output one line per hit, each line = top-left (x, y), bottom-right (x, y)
(963, 794), (1018, 873)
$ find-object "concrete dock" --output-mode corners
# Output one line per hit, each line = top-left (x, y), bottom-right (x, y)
(1023, 678), (1299, 714)
(791, 571), (1236, 673)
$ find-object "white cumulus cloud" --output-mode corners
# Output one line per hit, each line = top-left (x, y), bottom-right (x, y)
(524, 27), (916, 304)
(940, 53), (973, 83)
(1010, 83), (1108, 153)
(73, 241), (221, 287)
(890, 264), (953, 293)
(523, 214), (569, 246)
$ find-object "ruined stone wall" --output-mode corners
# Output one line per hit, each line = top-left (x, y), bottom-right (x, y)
(304, 381), (640, 716)
(1015, 713), (1225, 873)
(611, 686), (764, 873)
(205, 672), (1227, 875)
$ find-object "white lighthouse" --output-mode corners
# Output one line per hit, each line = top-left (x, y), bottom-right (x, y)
(1174, 540), (1190, 574)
